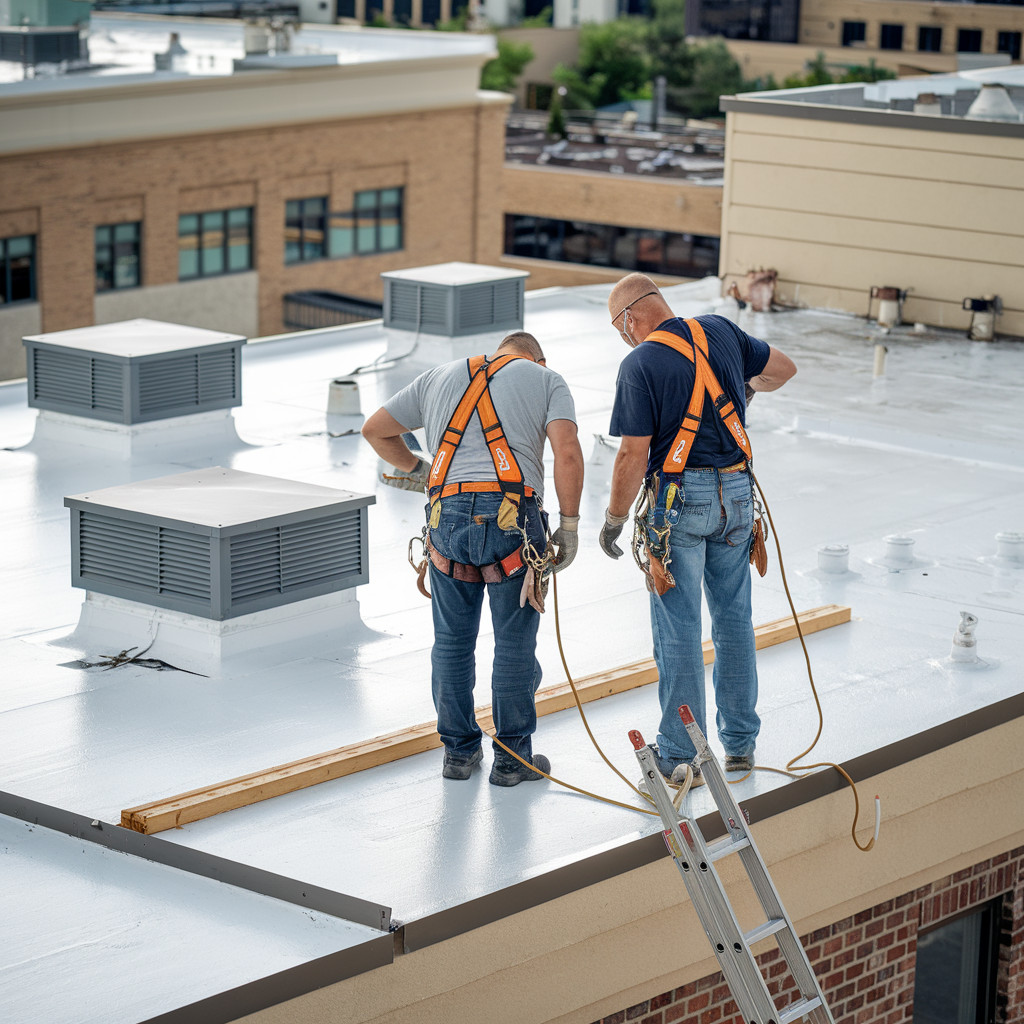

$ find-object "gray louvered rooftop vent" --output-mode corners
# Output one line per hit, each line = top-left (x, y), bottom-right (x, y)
(65, 468), (374, 620)
(24, 319), (246, 424)
(381, 262), (529, 337)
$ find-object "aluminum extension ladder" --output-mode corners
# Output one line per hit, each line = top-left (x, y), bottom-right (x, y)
(630, 705), (834, 1024)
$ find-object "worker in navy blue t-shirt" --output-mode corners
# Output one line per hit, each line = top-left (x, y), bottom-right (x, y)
(599, 273), (796, 788)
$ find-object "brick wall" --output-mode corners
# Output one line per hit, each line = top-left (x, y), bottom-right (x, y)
(591, 846), (1024, 1024)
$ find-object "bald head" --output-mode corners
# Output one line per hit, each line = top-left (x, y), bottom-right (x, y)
(608, 273), (673, 347)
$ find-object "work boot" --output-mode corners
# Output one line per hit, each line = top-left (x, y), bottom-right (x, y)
(639, 744), (704, 792)
(725, 753), (754, 773)
(489, 750), (551, 787)
(442, 747), (483, 780)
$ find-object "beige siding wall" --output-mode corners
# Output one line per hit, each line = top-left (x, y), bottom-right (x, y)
(503, 164), (723, 236)
(0, 301), (40, 380)
(800, 0), (1024, 54)
(719, 111), (1024, 336)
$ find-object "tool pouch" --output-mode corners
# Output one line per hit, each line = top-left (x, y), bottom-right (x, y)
(640, 474), (684, 596)
(496, 495), (520, 532)
(750, 516), (768, 577)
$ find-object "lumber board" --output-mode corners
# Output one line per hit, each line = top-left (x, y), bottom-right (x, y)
(121, 604), (850, 835)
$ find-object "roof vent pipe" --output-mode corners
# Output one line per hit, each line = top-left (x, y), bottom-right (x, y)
(327, 378), (360, 415)
(884, 534), (916, 566)
(817, 544), (849, 574)
(913, 92), (941, 115)
(996, 531), (1024, 565)
(950, 612), (979, 664)
(965, 84), (1022, 122)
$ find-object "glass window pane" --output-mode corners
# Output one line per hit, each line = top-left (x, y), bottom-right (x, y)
(330, 212), (354, 258)
(179, 248), (199, 279)
(202, 211), (224, 231)
(10, 253), (33, 302)
(227, 242), (250, 271)
(95, 226), (112, 245)
(356, 220), (376, 254)
(355, 190), (378, 211)
(202, 242), (224, 276)
(179, 214), (199, 237)
(379, 188), (400, 206)
(379, 222), (401, 251)
(8, 235), (32, 258)
(227, 213), (252, 271)
(228, 207), (251, 227)
(114, 222), (138, 243)
(302, 199), (325, 260)
(914, 913), (982, 1024)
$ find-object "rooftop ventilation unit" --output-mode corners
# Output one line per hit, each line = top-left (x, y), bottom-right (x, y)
(381, 262), (529, 337)
(65, 468), (374, 621)
(24, 319), (246, 425)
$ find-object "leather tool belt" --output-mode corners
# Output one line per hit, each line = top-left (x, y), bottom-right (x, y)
(426, 535), (526, 584)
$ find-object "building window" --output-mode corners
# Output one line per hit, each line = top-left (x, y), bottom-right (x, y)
(918, 26), (942, 52)
(179, 208), (253, 279)
(336, 0), (355, 15)
(393, 0), (411, 21)
(958, 28), (983, 52)
(95, 222), (141, 292)
(842, 21), (866, 46)
(1, 235), (36, 304)
(504, 214), (719, 279)
(879, 24), (904, 50)
(421, 0), (440, 23)
(285, 198), (327, 264)
(998, 30), (1021, 60)
(914, 900), (1002, 1024)
(328, 188), (404, 259)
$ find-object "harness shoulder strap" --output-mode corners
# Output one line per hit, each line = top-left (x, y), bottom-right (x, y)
(645, 318), (752, 475)
(428, 353), (527, 494)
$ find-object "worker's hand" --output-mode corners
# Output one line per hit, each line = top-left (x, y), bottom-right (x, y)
(600, 509), (630, 559)
(550, 513), (579, 574)
(381, 457), (431, 493)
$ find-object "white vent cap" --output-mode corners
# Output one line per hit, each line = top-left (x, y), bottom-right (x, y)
(965, 84), (1022, 122)
(381, 262), (529, 288)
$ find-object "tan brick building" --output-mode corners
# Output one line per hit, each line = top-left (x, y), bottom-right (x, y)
(0, 28), (509, 380)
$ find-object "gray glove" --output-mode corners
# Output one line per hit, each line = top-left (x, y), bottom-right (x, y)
(550, 513), (579, 574)
(600, 509), (630, 559)
(745, 382), (755, 404)
(381, 457), (431, 493)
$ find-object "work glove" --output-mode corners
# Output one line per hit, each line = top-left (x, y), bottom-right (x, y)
(745, 382), (755, 404)
(381, 456), (431, 493)
(599, 509), (630, 559)
(550, 513), (579, 574)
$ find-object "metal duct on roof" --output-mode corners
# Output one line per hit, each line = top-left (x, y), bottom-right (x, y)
(965, 84), (1022, 122)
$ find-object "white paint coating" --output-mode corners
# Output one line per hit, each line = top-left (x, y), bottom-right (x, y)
(381, 261), (530, 287)
(2, 286), (1024, 1012)
(24, 318), (245, 358)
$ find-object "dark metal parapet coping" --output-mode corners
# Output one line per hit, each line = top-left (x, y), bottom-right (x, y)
(402, 688), (1024, 951)
(0, 789), (391, 932)
(719, 95), (1024, 139)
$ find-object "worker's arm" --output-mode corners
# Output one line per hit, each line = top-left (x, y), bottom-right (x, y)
(361, 408), (419, 472)
(748, 346), (797, 392)
(547, 418), (584, 573)
(601, 434), (651, 559)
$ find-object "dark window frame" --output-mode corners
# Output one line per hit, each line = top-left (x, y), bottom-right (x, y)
(842, 20), (866, 47)
(179, 207), (254, 280)
(958, 28), (983, 53)
(327, 187), (404, 260)
(997, 30), (1021, 60)
(95, 221), (142, 293)
(918, 25), (942, 52)
(284, 197), (328, 266)
(0, 234), (36, 305)
(879, 23), (905, 50)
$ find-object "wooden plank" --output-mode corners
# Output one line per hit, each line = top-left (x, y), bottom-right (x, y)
(121, 604), (850, 835)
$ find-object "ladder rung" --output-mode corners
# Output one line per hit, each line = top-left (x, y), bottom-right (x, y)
(707, 834), (751, 862)
(743, 918), (788, 946)
(777, 996), (822, 1024)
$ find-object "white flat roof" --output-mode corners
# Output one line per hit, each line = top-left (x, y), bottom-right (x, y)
(2, 279), (1024, 1014)
(24, 318), (245, 357)
(381, 261), (531, 286)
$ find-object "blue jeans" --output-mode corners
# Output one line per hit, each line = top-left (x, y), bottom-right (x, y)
(427, 493), (546, 760)
(650, 468), (760, 764)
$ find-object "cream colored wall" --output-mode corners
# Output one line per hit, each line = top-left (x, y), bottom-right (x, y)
(719, 110), (1024, 337)
(497, 27), (580, 107)
(236, 716), (1024, 1024)
(799, 0), (1024, 54)
(0, 301), (40, 380)
(723, 39), (957, 82)
(503, 164), (723, 236)
(93, 272), (260, 339)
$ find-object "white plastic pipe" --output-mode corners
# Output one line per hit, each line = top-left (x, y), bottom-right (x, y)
(327, 378), (360, 415)
(996, 531), (1024, 565)
(884, 535), (915, 565)
(817, 544), (850, 574)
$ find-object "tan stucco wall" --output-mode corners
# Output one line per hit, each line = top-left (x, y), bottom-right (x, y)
(799, 0), (1024, 54)
(503, 164), (723, 236)
(719, 110), (1024, 337)
(0, 301), (40, 381)
(723, 39), (957, 82)
(497, 27), (580, 107)
(236, 715), (1024, 1024)
(0, 93), (510, 379)
(93, 271), (260, 339)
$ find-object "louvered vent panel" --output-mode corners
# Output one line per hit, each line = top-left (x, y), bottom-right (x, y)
(493, 280), (521, 324)
(419, 286), (449, 329)
(79, 512), (159, 590)
(457, 284), (495, 331)
(91, 359), (123, 412)
(280, 511), (362, 590)
(230, 528), (282, 602)
(389, 281), (419, 324)
(34, 349), (92, 408)
(138, 354), (200, 415)
(198, 349), (236, 403)
(158, 528), (211, 600)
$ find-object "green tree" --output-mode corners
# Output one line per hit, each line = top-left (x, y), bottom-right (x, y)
(687, 38), (745, 117)
(481, 37), (535, 92)
(518, 4), (552, 27)
(646, 0), (689, 90)
(551, 61), (599, 108)
(839, 58), (895, 83)
(575, 17), (652, 107)
(547, 91), (567, 137)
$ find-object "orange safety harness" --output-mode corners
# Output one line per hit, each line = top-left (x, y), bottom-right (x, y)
(646, 318), (752, 473)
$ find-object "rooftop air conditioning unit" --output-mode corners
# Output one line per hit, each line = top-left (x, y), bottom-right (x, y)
(65, 468), (374, 621)
(381, 262), (529, 337)
(24, 319), (246, 425)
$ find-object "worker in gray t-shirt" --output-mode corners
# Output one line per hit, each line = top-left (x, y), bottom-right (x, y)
(362, 331), (584, 788)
